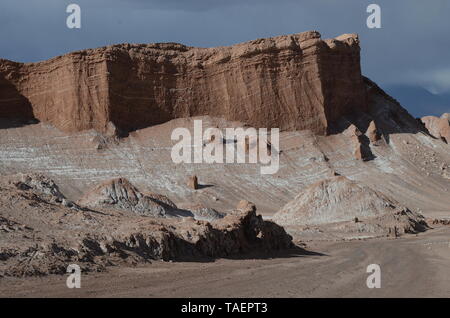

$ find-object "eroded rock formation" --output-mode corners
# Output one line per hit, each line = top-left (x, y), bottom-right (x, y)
(272, 176), (427, 237)
(366, 120), (381, 143)
(0, 176), (292, 277)
(0, 31), (367, 135)
(187, 175), (199, 190)
(78, 178), (188, 217)
(343, 124), (373, 160)
(421, 114), (450, 143)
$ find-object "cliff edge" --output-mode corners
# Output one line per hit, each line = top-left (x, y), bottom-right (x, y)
(0, 31), (366, 134)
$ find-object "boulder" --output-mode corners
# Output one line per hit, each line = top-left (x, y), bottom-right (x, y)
(421, 115), (450, 143)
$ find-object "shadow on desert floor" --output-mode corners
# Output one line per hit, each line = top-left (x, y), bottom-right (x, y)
(171, 245), (328, 263)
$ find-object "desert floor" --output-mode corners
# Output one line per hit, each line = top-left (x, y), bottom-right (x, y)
(1, 225), (449, 298)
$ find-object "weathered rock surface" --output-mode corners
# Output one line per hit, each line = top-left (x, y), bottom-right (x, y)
(421, 115), (450, 143)
(272, 176), (427, 239)
(186, 175), (199, 190)
(334, 77), (424, 140)
(366, 120), (381, 143)
(343, 124), (373, 160)
(177, 203), (224, 221)
(77, 178), (189, 217)
(0, 175), (292, 277)
(4, 173), (79, 209)
(0, 31), (366, 135)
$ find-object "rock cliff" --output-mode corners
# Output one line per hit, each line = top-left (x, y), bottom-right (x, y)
(0, 31), (367, 134)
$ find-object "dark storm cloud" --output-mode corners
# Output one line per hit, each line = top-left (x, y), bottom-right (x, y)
(106, 0), (301, 11)
(0, 0), (449, 115)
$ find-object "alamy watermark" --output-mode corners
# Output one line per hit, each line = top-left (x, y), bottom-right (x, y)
(66, 4), (81, 29)
(66, 264), (81, 288)
(366, 264), (381, 288)
(367, 4), (381, 29)
(65, 4), (381, 31)
(171, 120), (280, 175)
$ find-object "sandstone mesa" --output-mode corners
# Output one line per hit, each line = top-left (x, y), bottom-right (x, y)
(0, 31), (366, 135)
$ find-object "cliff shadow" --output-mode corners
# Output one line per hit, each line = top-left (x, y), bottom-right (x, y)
(167, 244), (327, 263)
(0, 74), (38, 129)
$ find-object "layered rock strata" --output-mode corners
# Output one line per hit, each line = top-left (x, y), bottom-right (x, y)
(0, 31), (367, 134)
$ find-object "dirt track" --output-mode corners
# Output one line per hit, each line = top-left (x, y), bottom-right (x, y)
(2, 226), (449, 298)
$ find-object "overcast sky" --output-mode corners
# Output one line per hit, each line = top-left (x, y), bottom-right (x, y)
(1, 0), (449, 110)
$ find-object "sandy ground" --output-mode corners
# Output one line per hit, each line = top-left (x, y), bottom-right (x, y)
(2, 226), (449, 298)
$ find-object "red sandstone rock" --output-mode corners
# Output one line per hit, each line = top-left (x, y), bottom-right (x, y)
(236, 200), (257, 213)
(344, 124), (364, 160)
(187, 175), (199, 190)
(343, 124), (362, 138)
(366, 120), (381, 143)
(0, 31), (367, 135)
(421, 115), (450, 143)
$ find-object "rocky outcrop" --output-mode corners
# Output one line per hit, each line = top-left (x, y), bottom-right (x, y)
(351, 77), (425, 140)
(77, 177), (227, 221)
(177, 203), (224, 221)
(0, 178), (293, 276)
(0, 31), (367, 135)
(77, 178), (187, 217)
(421, 114), (450, 143)
(211, 200), (293, 252)
(187, 175), (199, 190)
(343, 124), (373, 160)
(272, 176), (427, 237)
(5, 173), (78, 209)
(366, 120), (381, 143)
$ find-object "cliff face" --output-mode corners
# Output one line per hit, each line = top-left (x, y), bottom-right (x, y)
(0, 53), (109, 131)
(0, 31), (367, 134)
